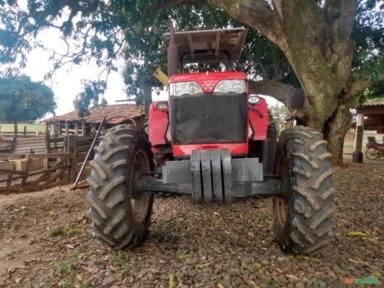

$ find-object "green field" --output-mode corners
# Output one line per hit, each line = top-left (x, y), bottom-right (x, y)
(0, 123), (45, 133)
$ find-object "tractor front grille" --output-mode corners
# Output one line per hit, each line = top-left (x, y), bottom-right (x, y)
(169, 92), (248, 145)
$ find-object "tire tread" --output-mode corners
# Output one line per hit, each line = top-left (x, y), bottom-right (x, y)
(273, 126), (335, 255)
(88, 124), (154, 249)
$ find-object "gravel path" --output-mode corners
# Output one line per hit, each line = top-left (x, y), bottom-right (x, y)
(0, 162), (383, 288)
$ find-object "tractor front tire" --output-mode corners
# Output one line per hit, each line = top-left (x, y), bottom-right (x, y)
(273, 126), (335, 255)
(88, 124), (154, 249)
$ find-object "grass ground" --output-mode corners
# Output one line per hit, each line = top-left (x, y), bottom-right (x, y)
(0, 123), (45, 133)
(0, 162), (383, 287)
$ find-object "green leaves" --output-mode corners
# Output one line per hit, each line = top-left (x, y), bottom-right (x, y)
(352, 0), (384, 86)
(0, 75), (56, 121)
(73, 80), (107, 117)
(0, 0), (383, 114)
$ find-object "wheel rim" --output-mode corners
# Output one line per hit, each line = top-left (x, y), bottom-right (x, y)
(130, 149), (151, 223)
(366, 148), (379, 160)
(274, 152), (290, 229)
(274, 197), (289, 226)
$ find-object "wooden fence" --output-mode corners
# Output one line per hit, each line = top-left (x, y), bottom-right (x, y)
(0, 153), (87, 193)
(0, 138), (15, 153)
(0, 135), (94, 193)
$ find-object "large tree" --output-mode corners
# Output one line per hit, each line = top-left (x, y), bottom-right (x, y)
(0, 0), (383, 165)
(0, 75), (56, 121)
(197, 0), (383, 166)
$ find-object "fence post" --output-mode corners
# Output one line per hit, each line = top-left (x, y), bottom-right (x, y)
(6, 162), (15, 188)
(74, 122), (79, 136)
(65, 121), (69, 136)
(70, 151), (78, 182)
(44, 122), (49, 168)
(352, 114), (364, 163)
(21, 158), (31, 186)
(14, 121), (18, 138)
(81, 121), (86, 136)
(23, 126), (27, 136)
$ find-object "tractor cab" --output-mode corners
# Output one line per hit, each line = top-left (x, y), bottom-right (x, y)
(162, 27), (247, 73)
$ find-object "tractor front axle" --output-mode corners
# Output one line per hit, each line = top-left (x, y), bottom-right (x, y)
(139, 149), (282, 203)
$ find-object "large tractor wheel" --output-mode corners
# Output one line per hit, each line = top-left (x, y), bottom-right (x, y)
(273, 126), (335, 255)
(88, 124), (154, 249)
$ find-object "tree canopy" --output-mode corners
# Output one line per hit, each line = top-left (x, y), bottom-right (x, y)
(0, 75), (56, 122)
(73, 80), (107, 117)
(0, 1), (303, 104)
(0, 1), (382, 106)
(0, 0), (383, 165)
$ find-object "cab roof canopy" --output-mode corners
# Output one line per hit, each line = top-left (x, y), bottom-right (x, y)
(162, 28), (247, 65)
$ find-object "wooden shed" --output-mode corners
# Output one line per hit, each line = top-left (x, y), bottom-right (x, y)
(356, 100), (384, 133)
(45, 104), (145, 137)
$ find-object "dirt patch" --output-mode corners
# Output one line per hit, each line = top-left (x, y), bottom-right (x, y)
(0, 163), (383, 288)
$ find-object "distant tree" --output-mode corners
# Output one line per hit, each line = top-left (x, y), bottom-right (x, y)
(73, 80), (106, 117)
(0, 75), (56, 122)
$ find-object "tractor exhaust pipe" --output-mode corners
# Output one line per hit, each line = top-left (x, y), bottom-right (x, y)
(167, 18), (178, 77)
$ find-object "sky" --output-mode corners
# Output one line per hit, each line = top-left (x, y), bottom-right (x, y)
(20, 27), (282, 118)
(21, 29), (128, 117)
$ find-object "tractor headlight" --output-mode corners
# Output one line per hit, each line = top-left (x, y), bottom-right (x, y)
(248, 95), (260, 105)
(169, 81), (203, 96)
(214, 80), (247, 94)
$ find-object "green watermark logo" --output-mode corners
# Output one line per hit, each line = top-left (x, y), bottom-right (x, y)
(344, 276), (381, 286)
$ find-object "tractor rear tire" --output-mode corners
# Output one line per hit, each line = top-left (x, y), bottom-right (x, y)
(273, 126), (335, 255)
(88, 124), (154, 249)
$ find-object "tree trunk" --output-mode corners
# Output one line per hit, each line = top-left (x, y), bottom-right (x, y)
(253, 82), (356, 167)
(249, 80), (304, 110)
(323, 102), (352, 167)
(178, 0), (361, 166)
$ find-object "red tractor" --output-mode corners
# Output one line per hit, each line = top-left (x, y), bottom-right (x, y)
(88, 25), (334, 255)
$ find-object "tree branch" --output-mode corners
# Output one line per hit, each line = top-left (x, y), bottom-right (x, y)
(344, 71), (384, 101)
(343, 79), (371, 103)
(325, 0), (357, 41)
(249, 80), (304, 109)
(206, 0), (286, 49)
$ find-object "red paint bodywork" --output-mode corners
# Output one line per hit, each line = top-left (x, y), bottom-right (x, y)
(148, 71), (270, 158)
(148, 102), (169, 146)
(248, 96), (269, 140)
(173, 143), (249, 156)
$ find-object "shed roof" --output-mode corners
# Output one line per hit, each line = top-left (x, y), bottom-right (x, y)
(46, 104), (144, 124)
(357, 98), (384, 115)
(360, 98), (384, 107)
